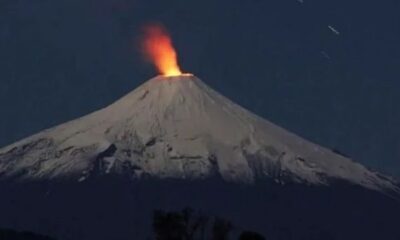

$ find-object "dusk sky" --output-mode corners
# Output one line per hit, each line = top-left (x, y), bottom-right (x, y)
(0, 0), (399, 177)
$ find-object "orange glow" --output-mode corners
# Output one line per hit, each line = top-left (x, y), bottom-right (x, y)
(141, 24), (182, 76)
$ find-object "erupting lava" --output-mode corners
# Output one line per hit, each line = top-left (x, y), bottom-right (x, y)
(141, 24), (183, 77)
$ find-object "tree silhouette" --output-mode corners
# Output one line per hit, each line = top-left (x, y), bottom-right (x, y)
(211, 217), (233, 240)
(151, 208), (265, 240)
(152, 208), (210, 240)
(153, 210), (185, 240)
(181, 208), (209, 240)
(239, 231), (265, 240)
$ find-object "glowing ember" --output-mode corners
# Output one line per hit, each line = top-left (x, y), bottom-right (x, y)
(141, 24), (183, 77)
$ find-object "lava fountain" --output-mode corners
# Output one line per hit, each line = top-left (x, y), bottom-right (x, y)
(141, 24), (187, 77)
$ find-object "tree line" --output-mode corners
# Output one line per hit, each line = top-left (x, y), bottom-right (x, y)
(151, 208), (265, 240)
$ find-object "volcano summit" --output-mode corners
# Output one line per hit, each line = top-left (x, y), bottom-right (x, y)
(0, 75), (397, 194)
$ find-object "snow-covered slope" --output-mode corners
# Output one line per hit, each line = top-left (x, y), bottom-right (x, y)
(0, 75), (397, 193)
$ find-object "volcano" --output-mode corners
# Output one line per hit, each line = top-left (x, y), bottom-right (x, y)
(0, 75), (397, 193)
(0, 75), (399, 240)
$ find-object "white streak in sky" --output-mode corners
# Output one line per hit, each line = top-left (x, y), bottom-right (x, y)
(321, 51), (331, 60)
(328, 25), (340, 35)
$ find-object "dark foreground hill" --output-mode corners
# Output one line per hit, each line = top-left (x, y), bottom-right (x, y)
(0, 177), (399, 240)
